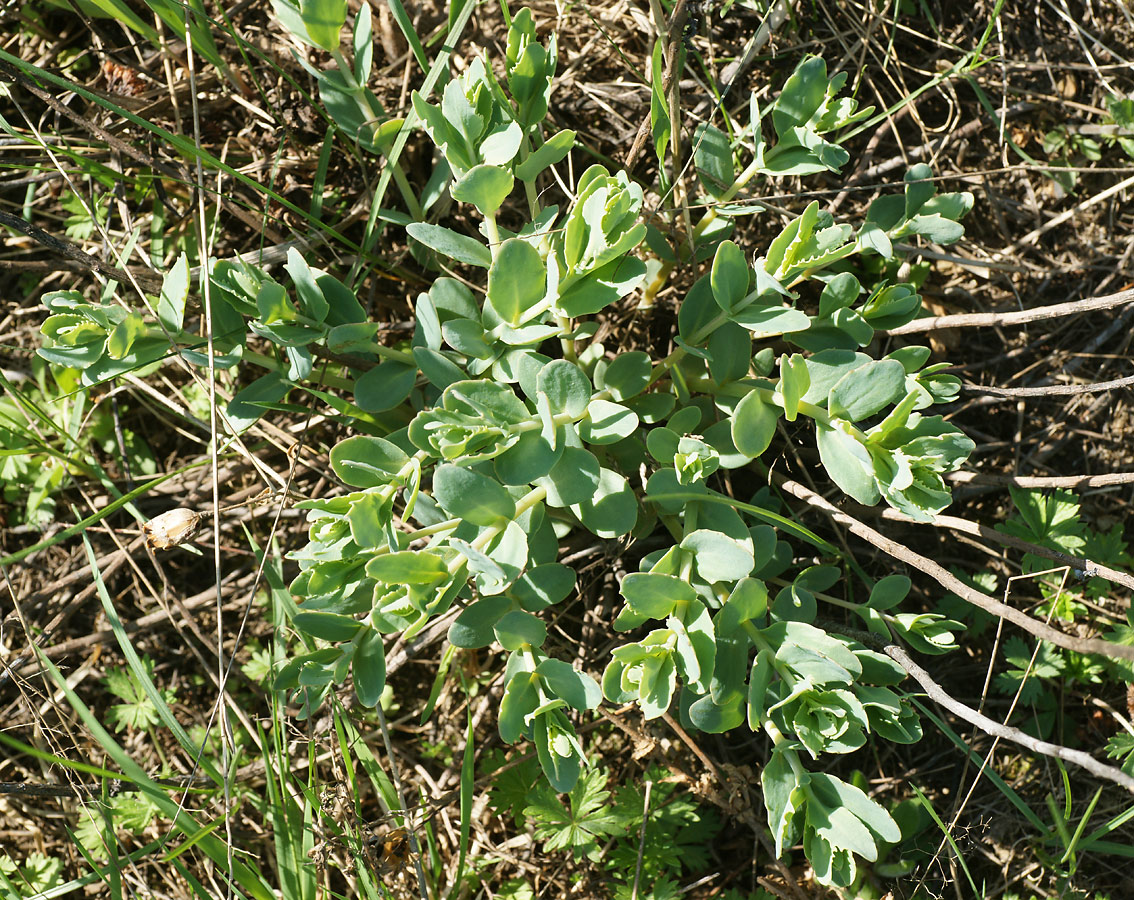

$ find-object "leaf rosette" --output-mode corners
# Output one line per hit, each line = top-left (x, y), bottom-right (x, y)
(409, 380), (531, 462)
(768, 686), (869, 758)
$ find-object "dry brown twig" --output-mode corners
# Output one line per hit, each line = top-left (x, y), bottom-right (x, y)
(885, 642), (1134, 793)
(817, 618), (1134, 794)
(774, 476), (1134, 662)
(882, 285), (1134, 336)
(869, 507), (1134, 594)
(963, 372), (1134, 397)
(623, 0), (690, 172)
(949, 470), (1134, 489)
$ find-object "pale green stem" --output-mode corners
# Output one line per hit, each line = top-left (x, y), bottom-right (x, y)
(515, 139), (542, 221)
(483, 211), (502, 254)
(472, 485), (548, 552)
(683, 375), (867, 439)
(557, 313), (577, 363)
(772, 580), (903, 629)
(763, 720), (806, 779)
(330, 48), (423, 219)
(440, 485), (548, 576)
(389, 164), (425, 220)
(361, 341), (417, 366)
(241, 349), (355, 391)
(639, 154), (768, 308)
(410, 516), (463, 540)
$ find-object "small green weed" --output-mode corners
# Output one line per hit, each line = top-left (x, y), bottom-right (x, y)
(103, 654), (177, 733)
(486, 753), (721, 897)
(1042, 93), (1134, 193)
(0, 852), (65, 898)
(987, 488), (1131, 739)
(72, 792), (162, 861)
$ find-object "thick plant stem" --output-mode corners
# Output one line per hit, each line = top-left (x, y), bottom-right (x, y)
(639, 155), (766, 308)
(330, 49), (423, 220)
(483, 211), (502, 253)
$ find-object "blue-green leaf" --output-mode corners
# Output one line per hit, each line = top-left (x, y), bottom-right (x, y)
(452, 164), (515, 216)
(353, 627), (386, 707)
(407, 223), (492, 268)
(298, 0), (347, 51)
(828, 360), (907, 422)
(433, 464), (516, 526)
(158, 253), (189, 333)
(710, 240), (749, 313)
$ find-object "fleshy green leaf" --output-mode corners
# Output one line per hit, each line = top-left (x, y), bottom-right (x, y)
(680, 529), (755, 582)
(710, 240), (749, 313)
(693, 121), (735, 198)
(516, 129), (576, 181)
(570, 467), (637, 537)
(537, 445), (600, 507)
(511, 564), (576, 612)
(106, 313), (147, 360)
(495, 609), (547, 650)
(816, 420), (879, 505)
(449, 596), (512, 648)
(433, 464), (516, 526)
(763, 749), (806, 856)
(355, 361), (417, 413)
(620, 572), (695, 619)
(366, 551), (449, 584)
(578, 399), (638, 444)
(536, 658), (602, 711)
(599, 351), (652, 401)
(828, 360), (907, 422)
(330, 435), (409, 488)
(537, 359), (591, 417)
(407, 223), (493, 268)
(158, 253), (189, 333)
(292, 611), (362, 642)
(298, 0), (347, 50)
(731, 389), (780, 457)
(353, 628), (387, 707)
(452, 164), (515, 215)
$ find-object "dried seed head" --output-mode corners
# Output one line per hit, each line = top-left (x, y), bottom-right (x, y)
(142, 508), (202, 550)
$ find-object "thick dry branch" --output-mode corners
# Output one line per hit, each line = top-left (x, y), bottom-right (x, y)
(0, 258), (164, 289)
(872, 507), (1134, 594)
(0, 775), (213, 798)
(775, 477), (1134, 662)
(882, 286), (1134, 336)
(0, 209), (163, 293)
(949, 470), (1134, 489)
(963, 373), (1134, 398)
(885, 643), (1134, 794)
(624, 0), (690, 171)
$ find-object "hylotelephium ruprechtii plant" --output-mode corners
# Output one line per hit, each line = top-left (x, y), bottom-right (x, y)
(32, 8), (975, 889)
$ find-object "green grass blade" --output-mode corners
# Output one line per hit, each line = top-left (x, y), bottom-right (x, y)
(1080, 800), (1134, 851)
(910, 698), (1047, 831)
(79, 0), (160, 44)
(908, 783), (979, 896)
(1061, 786), (1103, 867)
(29, 649), (275, 900)
(446, 683), (476, 900)
(383, 0), (429, 71)
(83, 534), (224, 784)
